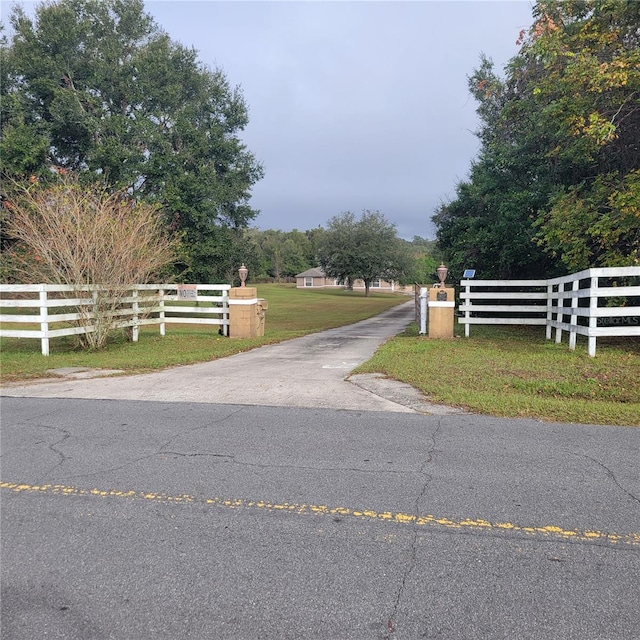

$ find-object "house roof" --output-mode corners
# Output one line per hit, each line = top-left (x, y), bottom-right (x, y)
(295, 267), (326, 278)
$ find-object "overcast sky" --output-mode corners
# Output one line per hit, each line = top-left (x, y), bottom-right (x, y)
(3, 1), (536, 239)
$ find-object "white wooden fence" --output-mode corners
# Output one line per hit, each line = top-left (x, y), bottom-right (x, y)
(459, 267), (640, 356)
(0, 283), (230, 355)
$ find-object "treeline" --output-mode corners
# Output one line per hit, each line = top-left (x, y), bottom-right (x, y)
(242, 226), (439, 286)
(433, 0), (639, 279)
(9, 1), (631, 289)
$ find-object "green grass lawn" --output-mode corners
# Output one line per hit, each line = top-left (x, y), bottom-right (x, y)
(353, 324), (640, 426)
(2, 285), (638, 426)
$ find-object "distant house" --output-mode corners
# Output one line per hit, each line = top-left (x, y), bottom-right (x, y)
(295, 268), (341, 289)
(295, 267), (411, 293)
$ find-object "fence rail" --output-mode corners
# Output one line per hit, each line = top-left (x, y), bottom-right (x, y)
(459, 267), (640, 356)
(0, 283), (230, 355)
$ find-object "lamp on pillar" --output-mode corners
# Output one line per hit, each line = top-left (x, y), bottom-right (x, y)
(436, 263), (448, 288)
(238, 263), (248, 287)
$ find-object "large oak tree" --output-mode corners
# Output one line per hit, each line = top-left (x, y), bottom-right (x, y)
(1, 0), (263, 282)
(317, 210), (410, 297)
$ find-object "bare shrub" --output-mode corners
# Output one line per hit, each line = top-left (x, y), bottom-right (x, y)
(2, 174), (177, 349)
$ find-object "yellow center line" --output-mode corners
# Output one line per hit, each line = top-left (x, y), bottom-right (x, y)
(2, 480), (639, 547)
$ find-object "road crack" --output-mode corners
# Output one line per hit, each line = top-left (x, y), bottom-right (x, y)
(48, 407), (247, 482)
(579, 453), (640, 506)
(159, 451), (234, 460)
(384, 419), (441, 638)
(31, 424), (72, 483)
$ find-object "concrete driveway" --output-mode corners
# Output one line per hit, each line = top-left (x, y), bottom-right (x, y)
(1, 301), (462, 414)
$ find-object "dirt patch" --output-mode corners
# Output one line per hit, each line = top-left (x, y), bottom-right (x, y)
(46, 367), (125, 380)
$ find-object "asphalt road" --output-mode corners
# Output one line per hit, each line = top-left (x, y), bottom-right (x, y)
(2, 398), (639, 639)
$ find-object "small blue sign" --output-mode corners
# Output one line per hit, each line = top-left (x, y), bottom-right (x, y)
(463, 269), (476, 278)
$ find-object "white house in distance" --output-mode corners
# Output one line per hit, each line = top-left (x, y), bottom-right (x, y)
(295, 267), (411, 293)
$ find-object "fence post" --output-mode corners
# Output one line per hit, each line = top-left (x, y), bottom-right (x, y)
(223, 288), (229, 337)
(588, 275), (598, 357)
(546, 282), (553, 340)
(158, 287), (166, 336)
(465, 282), (471, 338)
(39, 285), (49, 356)
(569, 279), (579, 350)
(555, 282), (564, 344)
(132, 287), (139, 342)
(419, 287), (427, 335)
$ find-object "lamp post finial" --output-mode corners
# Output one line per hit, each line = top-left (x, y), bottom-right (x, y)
(238, 263), (248, 287)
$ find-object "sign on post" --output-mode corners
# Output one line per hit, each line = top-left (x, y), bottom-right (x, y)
(177, 284), (198, 300)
